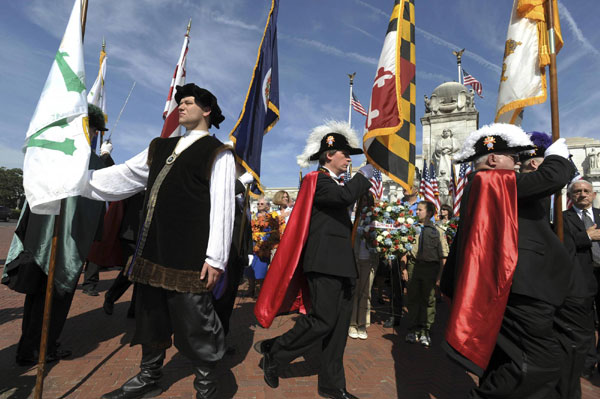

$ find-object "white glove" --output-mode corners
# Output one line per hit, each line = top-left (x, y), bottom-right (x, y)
(239, 171), (254, 185)
(544, 138), (569, 159)
(248, 255), (254, 265)
(358, 164), (375, 179)
(100, 140), (113, 156)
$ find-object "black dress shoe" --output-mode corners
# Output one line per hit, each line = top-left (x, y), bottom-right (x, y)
(318, 387), (359, 399)
(103, 299), (114, 315)
(16, 348), (72, 367)
(255, 339), (279, 388)
(383, 317), (399, 328)
(83, 288), (99, 296)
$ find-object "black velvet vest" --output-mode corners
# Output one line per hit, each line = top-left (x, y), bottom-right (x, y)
(129, 135), (229, 293)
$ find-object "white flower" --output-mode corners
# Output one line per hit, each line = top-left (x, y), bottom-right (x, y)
(406, 217), (414, 224)
(398, 217), (406, 224)
(376, 235), (383, 242)
(401, 237), (408, 242)
(386, 206), (392, 212)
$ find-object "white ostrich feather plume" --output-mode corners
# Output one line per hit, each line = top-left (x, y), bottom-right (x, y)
(296, 120), (360, 168)
(454, 123), (533, 162)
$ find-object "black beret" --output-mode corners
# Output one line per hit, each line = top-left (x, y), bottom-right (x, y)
(174, 83), (225, 129)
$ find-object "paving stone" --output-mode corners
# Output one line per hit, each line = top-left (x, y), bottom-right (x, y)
(1, 223), (599, 398)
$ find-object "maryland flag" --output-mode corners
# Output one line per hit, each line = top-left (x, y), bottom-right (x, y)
(495, 0), (563, 124)
(363, 0), (416, 191)
(230, 0), (280, 195)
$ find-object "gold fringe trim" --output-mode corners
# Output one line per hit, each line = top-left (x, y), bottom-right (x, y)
(129, 257), (210, 294)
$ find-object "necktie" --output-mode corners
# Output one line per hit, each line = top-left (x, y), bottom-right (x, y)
(582, 210), (600, 266)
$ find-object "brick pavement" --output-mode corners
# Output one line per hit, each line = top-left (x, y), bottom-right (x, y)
(1, 223), (599, 398)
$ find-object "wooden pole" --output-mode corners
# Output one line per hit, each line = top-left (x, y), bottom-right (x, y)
(237, 184), (251, 256)
(546, 0), (563, 242)
(33, 204), (62, 399)
(81, 0), (89, 42)
(34, 1), (89, 397)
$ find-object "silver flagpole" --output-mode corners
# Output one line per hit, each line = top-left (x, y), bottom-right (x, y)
(347, 72), (355, 126)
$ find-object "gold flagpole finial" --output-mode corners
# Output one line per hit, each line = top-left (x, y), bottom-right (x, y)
(452, 48), (465, 63)
(348, 72), (356, 85)
(186, 18), (192, 36)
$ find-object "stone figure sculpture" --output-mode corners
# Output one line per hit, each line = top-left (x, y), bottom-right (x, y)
(433, 129), (459, 182)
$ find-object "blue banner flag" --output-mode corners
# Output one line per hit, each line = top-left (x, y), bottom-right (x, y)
(229, 0), (280, 194)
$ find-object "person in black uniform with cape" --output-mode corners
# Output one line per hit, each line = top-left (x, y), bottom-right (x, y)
(254, 121), (375, 399)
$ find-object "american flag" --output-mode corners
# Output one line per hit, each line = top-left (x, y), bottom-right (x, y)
(566, 155), (582, 209)
(453, 162), (473, 217)
(462, 69), (483, 98)
(429, 162), (441, 213)
(419, 160), (438, 211)
(369, 168), (383, 199)
(351, 91), (368, 116)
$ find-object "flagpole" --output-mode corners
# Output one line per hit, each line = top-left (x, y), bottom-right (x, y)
(35, 2), (89, 397)
(546, 0), (563, 241)
(452, 49), (464, 84)
(348, 72), (356, 126)
(80, 0), (88, 42)
(108, 81), (137, 141)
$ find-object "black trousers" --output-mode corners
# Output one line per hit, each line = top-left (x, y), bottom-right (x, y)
(105, 269), (133, 303)
(471, 294), (564, 399)
(17, 269), (75, 358)
(583, 268), (600, 372)
(271, 272), (355, 390)
(82, 261), (100, 290)
(131, 283), (225, 365)
(213, 258), (245, 336)
(555, 295), (595, 399)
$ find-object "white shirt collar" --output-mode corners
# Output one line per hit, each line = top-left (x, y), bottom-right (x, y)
(184, 129), (210, 137)
(323, 166), (341, 180)
(572, 205), (593, 219)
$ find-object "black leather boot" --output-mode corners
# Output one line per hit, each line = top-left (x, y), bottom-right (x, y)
(193, 363), (218, 399)
(101, 347), (165, 399)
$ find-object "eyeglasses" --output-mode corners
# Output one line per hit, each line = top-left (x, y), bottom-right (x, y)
(500, 153), (520, 163)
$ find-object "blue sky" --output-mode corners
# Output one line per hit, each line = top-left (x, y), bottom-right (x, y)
(1, 0), (599, 188)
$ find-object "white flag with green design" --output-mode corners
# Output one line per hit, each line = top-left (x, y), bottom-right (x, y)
(23, 0), (90, 215)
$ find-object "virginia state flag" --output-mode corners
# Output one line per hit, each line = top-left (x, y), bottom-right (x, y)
(229, 0), (279, 194)
(23, 0), (89, 215)
(363, 0), (416, 192)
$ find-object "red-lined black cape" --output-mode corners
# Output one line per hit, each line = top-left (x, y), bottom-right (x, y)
(253, 172), (321, 328)
(444, 170), (518, 373)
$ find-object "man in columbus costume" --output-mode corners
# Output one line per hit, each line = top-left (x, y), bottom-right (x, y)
(80, 83), (235, 399)
(440, 123), (574, 398)
(254, 121), (374, 399)
(3, 104), (109, 367)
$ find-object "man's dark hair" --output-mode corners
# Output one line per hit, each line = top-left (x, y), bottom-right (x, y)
(318, 150), (338, 166)
(420, 200), (436, 216)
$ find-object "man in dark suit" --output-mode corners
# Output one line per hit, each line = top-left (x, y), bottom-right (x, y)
(520, 132), (595, 398)
(563, 179), (600, 380)
(442, 123), (575, 399)
(257, 121), (373, 399)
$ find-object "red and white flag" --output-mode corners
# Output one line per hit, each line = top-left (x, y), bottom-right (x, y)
(160, 24), (190, 138)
